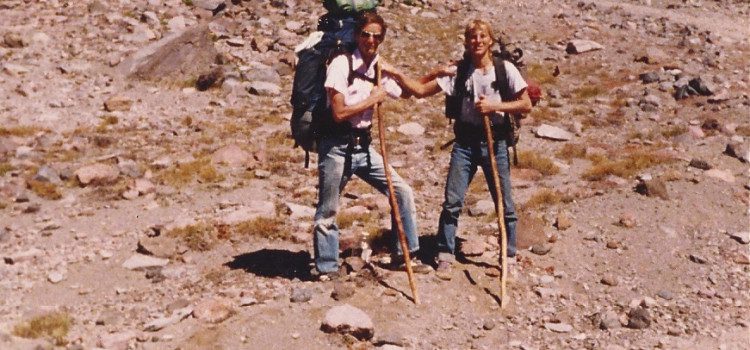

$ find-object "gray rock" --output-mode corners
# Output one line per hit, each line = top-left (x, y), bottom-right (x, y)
(626, 307), (651, 329)
(215, 201), (275, 226)
(704, 169), (735, 183)
(122, 254), (169, 270)
(120, 24), (218, 84)
(688, 159), (711, 170)
(530, 244), (552, 255)
(729, 231), (750, 245)
(657, 290), (674, 300)
(599, 311), (621, 330)
(332, 282), (356, 301)
(566, 39), (604, 54)
(397, 122), (425, 136)
(75, 163), (120, 186)
(211, 144), (253, 167)
(34, 166), (61, 184)
(601, 276), (619, 286)
(137, 236), (178, 258)
(104, 95), (133, 112)
(4, 248), (44, 264)
(247, 81), (281, 96)
(544, 322), (573, 333)
(635, 179), (669, 200)
(321, 304), (374, 340)
(290, 287), (313, 303)
(285, 202), (315, 219)
(143, 307), (192, 332)
(460, 239), (487, 257)
(639, 72), (659, 84)
(47, 271), (64, 284)
(193, 297), (234, 323)
(241, 63), (281, 84)
(468, 200), (494, 217)
(194, 0), (224, 11)
(98, 330), (137, 350)
(535, 124), (573, 141)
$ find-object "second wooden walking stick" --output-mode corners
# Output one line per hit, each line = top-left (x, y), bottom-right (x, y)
(482, 115), (509, 308)
(375, 64), (420, 304)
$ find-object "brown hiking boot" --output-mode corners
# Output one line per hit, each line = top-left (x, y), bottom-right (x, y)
(435, 260), (453, 281)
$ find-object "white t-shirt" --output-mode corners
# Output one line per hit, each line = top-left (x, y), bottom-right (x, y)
(324, 50), (402, 129)
(436, 60), (528, 126)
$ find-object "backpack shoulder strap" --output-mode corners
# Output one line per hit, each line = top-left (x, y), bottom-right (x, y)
(453, 58), (472, 97)
(347, 55), (378, 86)
(492, 57), (515, 102)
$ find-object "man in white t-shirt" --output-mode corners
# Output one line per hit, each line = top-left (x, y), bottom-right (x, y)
(382, 19), (532, 278)
(312, 11), (425, 279)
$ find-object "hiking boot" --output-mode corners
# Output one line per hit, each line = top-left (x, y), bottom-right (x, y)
(388, 256), (432, 274)
(311, 268), (342, 282)
(435, 260), (453, 281)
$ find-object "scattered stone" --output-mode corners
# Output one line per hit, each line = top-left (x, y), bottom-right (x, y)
(104, 95), (133, 112)
(98, 330), (137, 350)
(460, 239), (487, 257)
(321, 304), (374, 340)
(216, 202), (276, 225)
(75, 163), (120, 186)
(290, 287), (313, 303)
(601, 276), (619, 286)
(143, 307), (192, 332)
(704, 169), (735, 183)
(240, 297), (258, 306)
(397, 122), (425, 136)
(332, 282), (356, 301)
(4, 248), (44, 264)
(657, 290), (674, 300)
(47, 271), (64, 284)
(285, 202), (315, 219)
(618, 212), (637, 228)
(34, 166), (61, 184)
(344, 256), (366, 272)
(535, 124), (574, 141)
(554, 213), (572, 231)
(483, 319), (496, 330)
(137, 236), (178, 258)
(120, 24), (218, 84)
(468, 200), (494, 216)
(724, 142), (749, 163)
(728, 231), (750, 245)
(247, 81), (281, 96)
(211, 144), (253, 167)
(122, 253), (169, 270)
(566, 39), (603, 54)
(193, 297), (234, 323)
(635, 179), (669, 200)
(598, 310), (621, 330)
(688, 159), (711, 170)
(530, 244), (552, 255)
(626, 307), (651, 329)
(544, 322), (573, 333)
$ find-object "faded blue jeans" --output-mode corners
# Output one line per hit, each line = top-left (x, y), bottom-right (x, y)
(437, 138), (517, 261)
(314, 135), (420, 274)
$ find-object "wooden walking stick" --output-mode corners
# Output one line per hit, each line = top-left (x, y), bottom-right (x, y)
(375, 64), (420, 304)
(482, 115), (509, 308)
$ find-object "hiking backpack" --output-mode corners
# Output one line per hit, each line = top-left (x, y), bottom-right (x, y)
(323, 0), (380, 17)
(445, 47), (541, 164)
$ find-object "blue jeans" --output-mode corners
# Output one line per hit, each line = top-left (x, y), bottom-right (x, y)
(314, 136), (420, 273)
(437, 138), (517, 259)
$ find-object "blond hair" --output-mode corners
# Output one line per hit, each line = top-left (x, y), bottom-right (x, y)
(463, 19), (496, 51)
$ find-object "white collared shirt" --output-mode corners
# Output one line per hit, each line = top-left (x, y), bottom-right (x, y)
(324, 49), (403, 129)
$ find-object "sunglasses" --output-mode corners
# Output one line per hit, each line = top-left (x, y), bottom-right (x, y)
(359, 30), (384, 41)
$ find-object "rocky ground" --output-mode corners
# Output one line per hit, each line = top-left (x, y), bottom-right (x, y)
(1, 0), (749, 349)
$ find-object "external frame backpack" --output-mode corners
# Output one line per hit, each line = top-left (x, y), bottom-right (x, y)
(323, 0), (380, 17)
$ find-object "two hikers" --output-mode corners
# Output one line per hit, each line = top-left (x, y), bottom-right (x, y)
(381, 19), (532, 275)
(312, 11), (426, 279)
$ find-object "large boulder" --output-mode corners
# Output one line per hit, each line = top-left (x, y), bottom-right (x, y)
(119, 24), (220, 84)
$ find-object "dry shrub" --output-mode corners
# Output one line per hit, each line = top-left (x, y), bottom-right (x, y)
(583, 150), (675, 181)
(516, 150), (559, 176)
(337, 210), (377, 230)
(96, 115), (119, 132)
(27, 180), (62, 200)
(529, 106), (562, 123)
(0, 162), (13, 176)
(0, 126), (39, 137)
(159, 158), (225, 187)
(556, 143), (587, 160)
(167, 222), (217, 251)
(233, 217), (288, 240)
(521, 188), (572, 211)
(526, 63), (557, 85)
(661, 125), (688, 138)
(13, 312), (72, 346)
(736, 124), (750, 136)
(573, 85), (603, 100)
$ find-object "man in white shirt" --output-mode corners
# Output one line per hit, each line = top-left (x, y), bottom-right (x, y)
(313, 11), (424, 279)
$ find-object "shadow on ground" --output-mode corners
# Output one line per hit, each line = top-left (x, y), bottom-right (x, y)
(225, 249), (313, 281)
